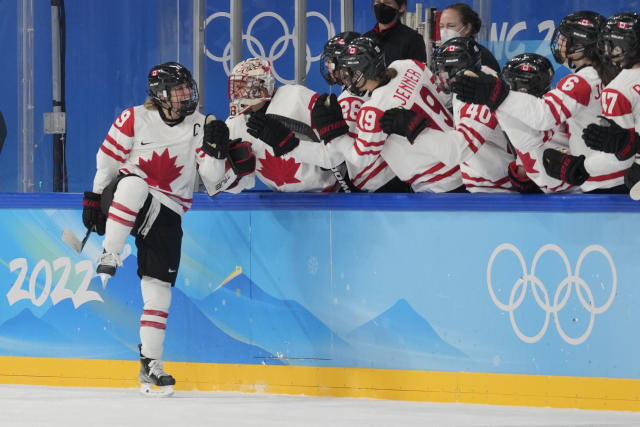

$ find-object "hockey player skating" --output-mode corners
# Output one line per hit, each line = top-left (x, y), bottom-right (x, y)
(578, 12), (640, 198)
(82, 62), (254, 396)
(451, 11), (625, 193)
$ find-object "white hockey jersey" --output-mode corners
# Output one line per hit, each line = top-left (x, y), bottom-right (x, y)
(226, 85), (338, 192)
(497, 65), (626, 191)
(357, 59), (462, 192)
(599, 68), (640, 176)
(93, 105), (232, 216)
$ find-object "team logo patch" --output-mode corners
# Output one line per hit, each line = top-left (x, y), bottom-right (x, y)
(519, 64), (531, 71)
(445, 45), (459, 52)
(348, 47), (357, 54)
(618, 22), (629, 29)
(151, 70), (159, 76)
(578, 18), (591, 26)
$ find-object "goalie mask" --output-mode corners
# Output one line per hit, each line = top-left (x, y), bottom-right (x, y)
(432, 36), (482, 94)
(148, 62), (199, 117)
(335, 36), (386, 96)
(501, 53), (554, 98)
(228, 57), (275, 116)
(320, 31), (361, 86)
(550, 11), (604, 68)
(598, 12), (640, 69)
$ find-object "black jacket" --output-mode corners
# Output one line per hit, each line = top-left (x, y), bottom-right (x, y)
(365, 21), (427, 66)
(478, 43), (500, 73)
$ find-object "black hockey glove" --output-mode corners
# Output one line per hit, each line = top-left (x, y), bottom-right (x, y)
(379, 107), (430, 144)
(82, 191), (106, 235)
(508, 161), (542, 193)
(583, 117), (639, 161)
(202, 114), (230, 159)
(246, 111), (300, 156)
(227, 138), (256, 177)
(542, 149), (589, 186)
(311, 94), (349, 143)
(450, 71), (509, 111)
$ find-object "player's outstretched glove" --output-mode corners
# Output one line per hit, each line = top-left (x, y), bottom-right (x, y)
(247, 111), (300, 156)
(508, 161), (543, 193)
(625, 163), (640, 190)
(202, 114), (229, 159)
(450, 70), (509, 111)
(379, 107), (430, 144)
(227, 138), (256, 177)
(583, 116), (639, 161)
(542, 149), (589, 186)
(82, 191), (106, 235)
(311, 94), (349, 143)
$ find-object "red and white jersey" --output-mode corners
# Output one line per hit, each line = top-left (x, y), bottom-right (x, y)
(227, 84), (338, 192)
(352, 59), (461, 192)
(496, 112), (576, 193)
(497, 66), (625, 191)
(93, 105), (231, 216)
(597, 68), (640, 180)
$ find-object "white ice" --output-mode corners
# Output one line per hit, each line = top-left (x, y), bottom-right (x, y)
(1, 385), (639, 427)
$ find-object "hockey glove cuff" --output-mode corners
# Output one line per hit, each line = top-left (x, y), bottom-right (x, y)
(247, 111), (300, 156)
(583, 117), (639, 161)
(451, 71), (509, 112)
(379, 108), (430, 144)
(311, 94), (349, 143)
(508, 161), (542, 193)
(227, 139), (256, 178)
(82, 191), (106, 235)
(202, 115), (230, 159)
(542, 149), (589, 186)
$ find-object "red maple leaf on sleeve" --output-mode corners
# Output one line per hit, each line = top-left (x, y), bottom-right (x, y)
(137, 149), (183, 192)
(515, 148), (539, 174)
(258, 150), (301, 187)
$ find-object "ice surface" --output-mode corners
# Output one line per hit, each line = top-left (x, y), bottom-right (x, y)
(1, 385), (639, 427)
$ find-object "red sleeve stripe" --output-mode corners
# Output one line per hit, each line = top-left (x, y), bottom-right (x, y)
(426, 165), (460, 183)
(352, 157), (384, 184)
(457, 123), (485, 147)
(406, 162), (446, 184)
(347, 131), (358, 138)
(105, 134), (131, 155)
(542, 98), (562, 125)
(586, 169), (627, 182)
(356, 136), (385, 147)
(461, 172), (510, 186)
(111, 201), (138, 217)
(456, 126), (478, 153)
(356, 160), (390, 189)
(143, 309), (168, 318)
(354, 143), (382, 156)
(308, 93), (320, 111)
(545, 92), (572, 119)
(108, 213), (135, 227)
(99, 145), (126, 163)
(140, 320), (166, 330)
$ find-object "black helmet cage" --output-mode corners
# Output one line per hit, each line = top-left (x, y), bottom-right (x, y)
(597, 12), (640, 69)
(148, 62), (199, 117)
(336, 37), (386, 96)
(501, 53), (554, 98)
(432, 37), (482, 93)
(320, 31), (361, 86)
(550, 11), (605, 67)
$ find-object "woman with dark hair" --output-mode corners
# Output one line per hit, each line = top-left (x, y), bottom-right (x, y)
(364, 0), (427, 65)
(439, 2), (500, 72)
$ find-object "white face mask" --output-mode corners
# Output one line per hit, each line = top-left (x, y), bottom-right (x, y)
(440, 27), (463, 43)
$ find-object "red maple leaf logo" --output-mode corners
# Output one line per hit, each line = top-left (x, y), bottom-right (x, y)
(516, 148), (539, 174)
(258, 150), (301, 187)
(137, 149), (183, 192)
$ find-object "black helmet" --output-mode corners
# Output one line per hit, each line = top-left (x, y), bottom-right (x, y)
(148, 62), (199, 117)
(335, 36), (386, 95)
(598, 12), (640, 69)
(432, 36), (482, 93)
(550, 11), (605, 68)
(320, 31), (361, 86)
(501, 53), (554, 98)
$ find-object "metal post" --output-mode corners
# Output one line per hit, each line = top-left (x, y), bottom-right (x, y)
(193, 0), (205, 113)
(18, 0), (35, 192)
(340, 0), (353, 32)
(49, 0), (67, 192)
(294, 0), (307, 85)
(230, 0), (242, 70)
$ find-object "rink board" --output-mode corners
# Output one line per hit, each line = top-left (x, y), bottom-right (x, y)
(0, 192), (639, 410)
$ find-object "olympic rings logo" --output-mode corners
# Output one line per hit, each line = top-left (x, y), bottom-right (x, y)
(487, 243), (616, 345)
(204, 11), (335, 84)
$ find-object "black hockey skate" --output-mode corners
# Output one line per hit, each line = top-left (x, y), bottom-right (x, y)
(138, 344), (175, 397)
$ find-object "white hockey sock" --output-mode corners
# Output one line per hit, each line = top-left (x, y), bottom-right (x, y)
(140, 276), (172, 360)
(103, 176), (149, 254)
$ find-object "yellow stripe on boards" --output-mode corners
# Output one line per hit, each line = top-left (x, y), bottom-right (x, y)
(0, 356), (638, 411)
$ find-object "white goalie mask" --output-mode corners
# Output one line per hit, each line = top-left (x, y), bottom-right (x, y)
(228, 57), (275, 116)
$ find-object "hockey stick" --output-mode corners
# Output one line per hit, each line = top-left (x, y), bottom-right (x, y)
(61, 226), (92, 254)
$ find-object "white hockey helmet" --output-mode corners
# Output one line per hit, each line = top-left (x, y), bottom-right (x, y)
(228, 57), (275, 116)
